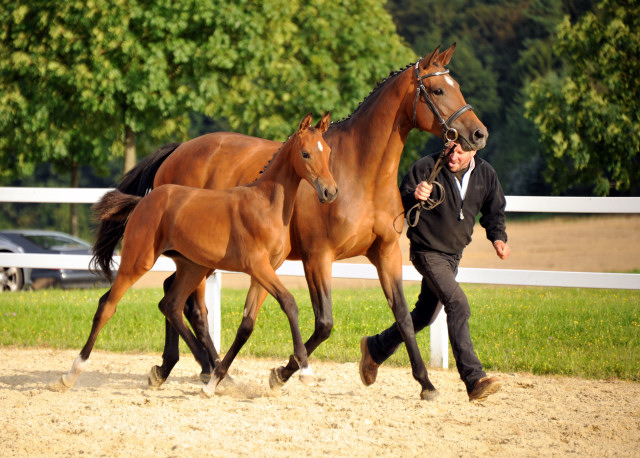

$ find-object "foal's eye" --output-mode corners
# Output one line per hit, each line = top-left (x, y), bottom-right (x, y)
(302, 151), (311, 159)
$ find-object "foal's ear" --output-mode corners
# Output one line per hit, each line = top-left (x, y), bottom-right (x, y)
(420, 45), (441, 70)
(436, 42), (456, 67)
(315, 111), (331, 133)
(299, 113), (313, 131)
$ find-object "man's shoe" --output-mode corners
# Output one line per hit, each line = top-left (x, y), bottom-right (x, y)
(468, 376), (502, 402)
(359, 337), (379, 386)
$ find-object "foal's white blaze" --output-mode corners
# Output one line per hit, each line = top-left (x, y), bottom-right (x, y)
(444, 75), (455, 87)
(317, 141), (323, 152)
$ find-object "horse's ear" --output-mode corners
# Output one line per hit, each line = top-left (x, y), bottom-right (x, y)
(436, 42), (456, 67)
(315, 111), (331, 133)
(420, 45), (441, 70)
(299, 113), (313, 131)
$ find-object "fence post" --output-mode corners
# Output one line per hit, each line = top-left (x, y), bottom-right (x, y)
(205, 272), (222, 352)
(430, 309), (448, 368)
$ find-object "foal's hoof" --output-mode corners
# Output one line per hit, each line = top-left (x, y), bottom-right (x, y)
(49, 377), (71, 392)
(299, 374), (315, 386)
(420, 388), (439, 401)
(199, 372), (212, 384)
(59, 374), (74, 390)
(148, 366), (166, 389)
(200, 375), (221, 398)
(269, 367), (286, 390)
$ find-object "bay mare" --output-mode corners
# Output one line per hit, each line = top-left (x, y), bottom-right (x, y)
(63, 114), (337, 396)
(92, 44), (488, 399)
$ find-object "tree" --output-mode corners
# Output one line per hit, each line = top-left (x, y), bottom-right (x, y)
(525, 0), (640, 195)
(0, 0), (414, 234)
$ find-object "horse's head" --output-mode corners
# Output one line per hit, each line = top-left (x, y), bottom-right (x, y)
(411, 43), (488, 151)
(292, 112), (338, 203)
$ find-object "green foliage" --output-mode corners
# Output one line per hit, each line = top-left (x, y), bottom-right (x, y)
(1, 284), (638, 381)
(525, 0), (640, 195)
(0, 0), (415, 185)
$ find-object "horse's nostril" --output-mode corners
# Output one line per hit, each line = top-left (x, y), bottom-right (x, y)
(473, 129), (486, 140)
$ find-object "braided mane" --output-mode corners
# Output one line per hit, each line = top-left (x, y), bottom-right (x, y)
(334, 61), (417, 125)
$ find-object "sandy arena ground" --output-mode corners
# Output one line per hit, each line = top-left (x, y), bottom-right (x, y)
(1, 215), (639, 456)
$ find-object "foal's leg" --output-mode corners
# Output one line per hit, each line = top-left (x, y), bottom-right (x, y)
(158, 263), (220, 388)
(274, 252), (334, 384)
(149, 276), (213, 388)
(60, 270), (142, 390)
(201, 278), (268, 397)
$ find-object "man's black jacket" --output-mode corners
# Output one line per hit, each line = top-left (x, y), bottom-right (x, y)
(400, 152), (508, 256)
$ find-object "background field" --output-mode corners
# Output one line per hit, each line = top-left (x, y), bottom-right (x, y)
(1, 215), (639, 456)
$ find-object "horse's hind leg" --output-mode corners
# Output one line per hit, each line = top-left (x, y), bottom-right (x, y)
(149, 276), (213, 388)
(60, 272), (139, 390)
(184, 274), (218, 382)
(158, 263), (219, 391)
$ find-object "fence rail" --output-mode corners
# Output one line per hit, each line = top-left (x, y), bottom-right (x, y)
(1, 187), (639, 368)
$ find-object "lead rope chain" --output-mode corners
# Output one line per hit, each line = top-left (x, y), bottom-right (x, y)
(405, 142), (450, 227)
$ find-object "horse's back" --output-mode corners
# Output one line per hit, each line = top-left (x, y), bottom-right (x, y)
(154, 132), (282, 190)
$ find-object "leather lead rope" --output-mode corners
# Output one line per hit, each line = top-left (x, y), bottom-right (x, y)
(406, 59), (475, 227)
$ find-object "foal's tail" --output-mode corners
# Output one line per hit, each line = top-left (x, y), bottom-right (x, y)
(91, 190), (142, 282)
(91, 142), (181, 282)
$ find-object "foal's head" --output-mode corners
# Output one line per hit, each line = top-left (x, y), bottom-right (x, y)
(289, 112), (338, 203)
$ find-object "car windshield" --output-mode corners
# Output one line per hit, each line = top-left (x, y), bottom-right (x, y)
(24, 234), (90, 251)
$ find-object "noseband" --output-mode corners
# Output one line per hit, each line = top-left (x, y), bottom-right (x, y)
(412, 61), (474, 143)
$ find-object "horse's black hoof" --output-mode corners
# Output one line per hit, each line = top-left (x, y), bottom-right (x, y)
(420, 388), (439, 401)
(148, 366), (166, 389)
(200, 372), (212, 384)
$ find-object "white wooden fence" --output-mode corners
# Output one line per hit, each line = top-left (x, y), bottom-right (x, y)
(1, 187), (639, 369)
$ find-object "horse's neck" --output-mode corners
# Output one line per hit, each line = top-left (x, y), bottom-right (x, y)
(253, 146), (301, 223)
(331, 70), (413, 188)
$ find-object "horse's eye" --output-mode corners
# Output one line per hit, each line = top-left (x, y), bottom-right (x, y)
(433, 88), (444, 96)
(302, 151), (311, 159)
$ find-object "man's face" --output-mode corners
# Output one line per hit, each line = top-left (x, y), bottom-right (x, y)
(446, 142), (476, 172)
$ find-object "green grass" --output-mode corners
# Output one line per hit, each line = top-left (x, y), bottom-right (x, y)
(1, 284), (638, 381)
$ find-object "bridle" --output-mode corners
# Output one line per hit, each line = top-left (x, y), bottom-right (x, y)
(405, 60), (475, 227)
(412, 61), (474, 144)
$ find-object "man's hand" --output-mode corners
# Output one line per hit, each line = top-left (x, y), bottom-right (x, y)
(414, 181), (433, 201)
(493, 240), (511, 260)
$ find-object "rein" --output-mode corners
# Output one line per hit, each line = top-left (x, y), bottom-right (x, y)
(406, 60), (474, 227)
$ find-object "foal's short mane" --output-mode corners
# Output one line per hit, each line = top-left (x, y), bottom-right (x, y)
(256, 125), (321, 179)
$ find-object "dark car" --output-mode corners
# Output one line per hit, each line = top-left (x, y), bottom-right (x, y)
(0, 230), (109, 292)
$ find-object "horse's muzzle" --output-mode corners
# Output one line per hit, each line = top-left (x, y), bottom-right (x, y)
(316, 182), (338, 203)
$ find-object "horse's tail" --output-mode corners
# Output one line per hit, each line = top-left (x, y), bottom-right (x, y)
(91, 142), (181, 282)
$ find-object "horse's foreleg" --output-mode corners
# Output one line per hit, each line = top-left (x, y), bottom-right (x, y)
(369, 239), (437, 400)
(277, 254), (333, 384)
(202, 279), (268, 397)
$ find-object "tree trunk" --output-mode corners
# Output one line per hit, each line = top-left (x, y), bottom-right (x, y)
(123, 126), (136, 174)
(70, 163), (79, 237)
